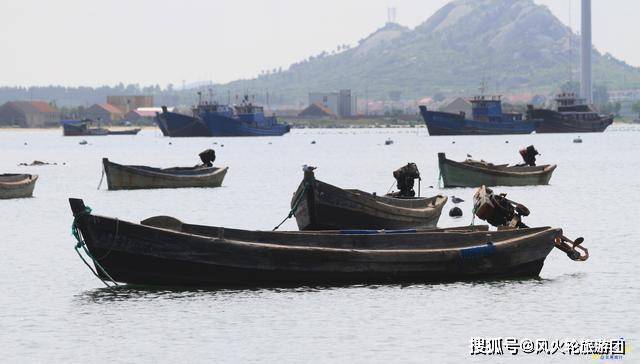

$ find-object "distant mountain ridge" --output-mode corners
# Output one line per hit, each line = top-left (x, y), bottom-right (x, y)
(212, 0), (640, 103)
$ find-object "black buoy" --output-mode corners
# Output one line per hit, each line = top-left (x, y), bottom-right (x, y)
(449, 207), (463, 218)
(311, 140), (316, 144)
(573, 137), (583, 143)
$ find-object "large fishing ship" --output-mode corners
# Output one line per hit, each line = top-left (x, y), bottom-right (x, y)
(419, 95), (537, 135)
(155, 106), (212, 137)
(198, 96), (290, 137)
(527, 93), (613, 133)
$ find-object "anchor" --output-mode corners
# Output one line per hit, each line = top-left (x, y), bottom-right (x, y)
(554, 235), (589, 261)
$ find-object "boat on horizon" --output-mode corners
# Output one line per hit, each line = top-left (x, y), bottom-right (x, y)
(419, 95), (537, 135)
(154, 106), (212, 137)
(62, 119), (141, 136)
(198, 96), (290, 137)
(527, 92), (614, 133)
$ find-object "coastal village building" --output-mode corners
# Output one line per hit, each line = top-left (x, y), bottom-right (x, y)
(308, 90), (357, 118)
(440, 97), (473, 116)
(298, 102), (337, 119)
(0, 101), (60, 127)
(107, 95), (153, 114)
(124, 107), (174, 123)
(85, 103), (124, 122)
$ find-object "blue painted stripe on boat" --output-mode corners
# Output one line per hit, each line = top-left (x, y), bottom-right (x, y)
(460, 243), (496, 259)
(339, 229), (418, 235)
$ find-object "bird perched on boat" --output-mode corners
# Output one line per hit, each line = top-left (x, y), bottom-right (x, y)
(451, 196), (465, 204)
(303, 165), (317, 172)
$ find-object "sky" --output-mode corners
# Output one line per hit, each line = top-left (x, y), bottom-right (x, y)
(0, 0), (637, 88)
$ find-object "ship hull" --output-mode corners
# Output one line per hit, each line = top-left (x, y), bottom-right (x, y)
(201, 112), (290, 137)
(155, 112), (212, 137)
(529, 109), (613, 133)
(419, 109), (535, 135)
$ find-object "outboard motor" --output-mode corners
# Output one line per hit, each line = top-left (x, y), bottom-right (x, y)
(473, 186), (529, 229)
(389, 163), (421, 198)
(519, 145), (539, 166)
(198, 149), (216, 167)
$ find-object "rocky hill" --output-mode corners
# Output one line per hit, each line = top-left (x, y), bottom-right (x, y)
(214, 0), (640, 103)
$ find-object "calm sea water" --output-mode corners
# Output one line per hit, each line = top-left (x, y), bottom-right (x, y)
(1, 126), (638, 363)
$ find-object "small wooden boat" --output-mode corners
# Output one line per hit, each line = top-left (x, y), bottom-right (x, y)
(102, 158), (228, 190)
(291, 169), (448, 230)
(69, 198), (562, 286)
(0, 174), (38, 199)
(438, 153), (556, 188)
(107, 128), (141, 135)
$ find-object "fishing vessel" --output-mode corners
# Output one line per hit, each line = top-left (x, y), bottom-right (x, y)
(419, 96), (537, 135)
(198, 96), (290, 137)
(154, 106), (211, 137)
(528, 93), (613, 133)
(62, 119), (140, 136)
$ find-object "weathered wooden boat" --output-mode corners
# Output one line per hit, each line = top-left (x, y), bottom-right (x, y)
(102, 158), (228, 190)
(69, 198), (563, 286)
(438, 153), (556, 188)
(291, 168), (448, 231)
(0, 174), (38, 199)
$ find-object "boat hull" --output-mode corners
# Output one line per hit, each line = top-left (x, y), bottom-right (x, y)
(103, 159), (227, 190)
(155, 112), (212, 137)
(69, 199), (559, 287)
(0, 174), (38, 199)
(438, 153), (556, 188)
(529, 109), (613, 133)
(293, 172), (447, 230)
(419, 108), (535, 135)
(201, 112), (290, 137)
(107, 128), (141, 135)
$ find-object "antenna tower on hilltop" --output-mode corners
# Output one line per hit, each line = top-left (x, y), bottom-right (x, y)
(387, 7), (397, 24)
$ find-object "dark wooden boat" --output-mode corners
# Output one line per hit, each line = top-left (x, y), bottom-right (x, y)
(438, 153), (556, 188)
(291, 169), (447, 230)
(102, 158), (228, 190)
(0, 174), (38, 199)
(69, 198), (562, 286)
(107, 128), (141, 135)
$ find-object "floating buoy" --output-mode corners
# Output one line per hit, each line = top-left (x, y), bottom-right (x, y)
(452, 141), (456, 144)
(311, 140), (316, 144)
(168, 142), (172, 145)
(385, 138), (393, 145)
(79, 140), (88, 145)
(573, 137), (582, 143)
(505, 140), (509, 143)
(449, 207), (463, 217)
(24, 142), (28, 146)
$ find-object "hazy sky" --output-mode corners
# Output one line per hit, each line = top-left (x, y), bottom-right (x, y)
(0, 0), (637, 87)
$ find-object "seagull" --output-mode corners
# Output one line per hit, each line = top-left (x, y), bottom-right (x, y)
(302, 164), (317, 172)
(451, 196), (465, 204)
